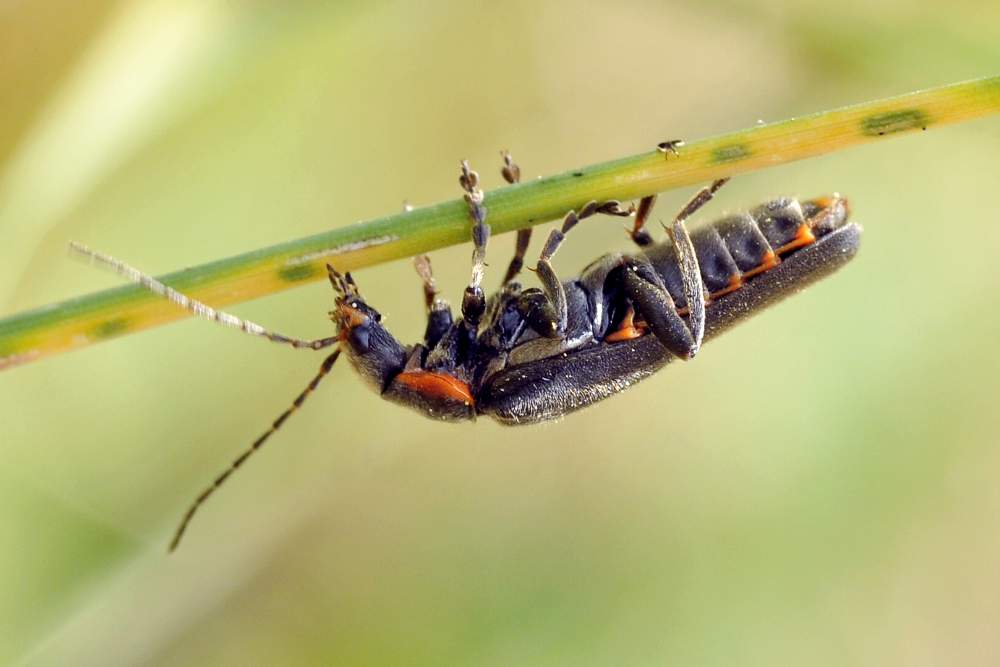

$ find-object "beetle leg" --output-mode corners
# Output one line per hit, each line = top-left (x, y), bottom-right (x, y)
(503, 229), (532, 286)
(458, 160), (490, 332)
(413, 254), (454, 349)
(629, 195), (657, 247)
(615, 179), (728, 358)
(625, 141), (687, 248)
(531, 208), (580, 335)
(524, 199), (633, 337)
(621, 257), (697, 359)
(498, 150), (533, 286)
(662, 178), (729, 355)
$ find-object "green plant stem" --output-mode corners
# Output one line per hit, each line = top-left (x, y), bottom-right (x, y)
(2, 75), (999, 370)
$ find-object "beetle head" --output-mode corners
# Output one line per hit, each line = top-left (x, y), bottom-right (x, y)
(327, 265), (407, 391)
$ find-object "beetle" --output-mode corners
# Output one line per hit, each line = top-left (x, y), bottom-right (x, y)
(72, 149), (861, 549)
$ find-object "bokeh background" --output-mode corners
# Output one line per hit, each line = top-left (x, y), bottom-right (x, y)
(2, 1), (1000, 665)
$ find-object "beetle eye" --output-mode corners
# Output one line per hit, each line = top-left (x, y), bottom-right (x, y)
(349, 325), (370, 352)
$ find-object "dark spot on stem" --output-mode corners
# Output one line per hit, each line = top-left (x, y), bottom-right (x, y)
(92, 318), (130, 339)
(572, 171), (584, 177)
(279, 264), (318, 282)
(711, 144), (752, 164)
(861, 109), (929, 136)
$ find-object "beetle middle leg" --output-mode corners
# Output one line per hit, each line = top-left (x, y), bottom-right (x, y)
(629, 195), (659, 247)
(621, 257), (697, 358)
(521, 199), (632, 337)
(629, 177), (729, 246)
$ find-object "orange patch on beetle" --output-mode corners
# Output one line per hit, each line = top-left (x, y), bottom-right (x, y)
(776, 224), (816, 255)
(709, 274), (743, 300)
(606, 307), (647, 342)
(740, 249), (779, 280)
(394, 371), (475, 406)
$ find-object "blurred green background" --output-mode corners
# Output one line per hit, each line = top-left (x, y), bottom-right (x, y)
(2, 1), (999, 665)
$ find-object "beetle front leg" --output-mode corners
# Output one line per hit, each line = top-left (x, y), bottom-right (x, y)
(413, 254), (453, 349)
(458, 160), (490, 333)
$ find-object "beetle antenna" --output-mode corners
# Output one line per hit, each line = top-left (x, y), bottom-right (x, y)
(69, 242), (338, 351)
(168, 349), (342, 552)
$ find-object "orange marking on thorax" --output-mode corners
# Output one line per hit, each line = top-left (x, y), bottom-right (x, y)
(395, 371), (474, 406)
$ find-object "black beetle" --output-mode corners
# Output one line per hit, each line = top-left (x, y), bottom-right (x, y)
(72, 149), (861, 550)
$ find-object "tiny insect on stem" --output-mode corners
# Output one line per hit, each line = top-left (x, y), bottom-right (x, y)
(657, 139), (685, 156)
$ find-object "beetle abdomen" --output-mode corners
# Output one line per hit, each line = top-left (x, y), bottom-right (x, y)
(480, 220), (861, 425)
(646, 196), (850, 308)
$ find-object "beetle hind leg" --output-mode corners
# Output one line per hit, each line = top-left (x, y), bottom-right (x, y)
(619, 179), (730, 359)
(663, 178), (729, 355)
(621, 257), (697, 359)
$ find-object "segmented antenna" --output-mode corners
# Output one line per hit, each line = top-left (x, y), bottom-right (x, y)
(69, 242), (337, 350)
(169, 349), (342, 552)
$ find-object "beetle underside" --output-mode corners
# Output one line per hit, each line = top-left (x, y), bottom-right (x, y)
(330, 156), (860, 425)
(72, 148), (862, 550)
